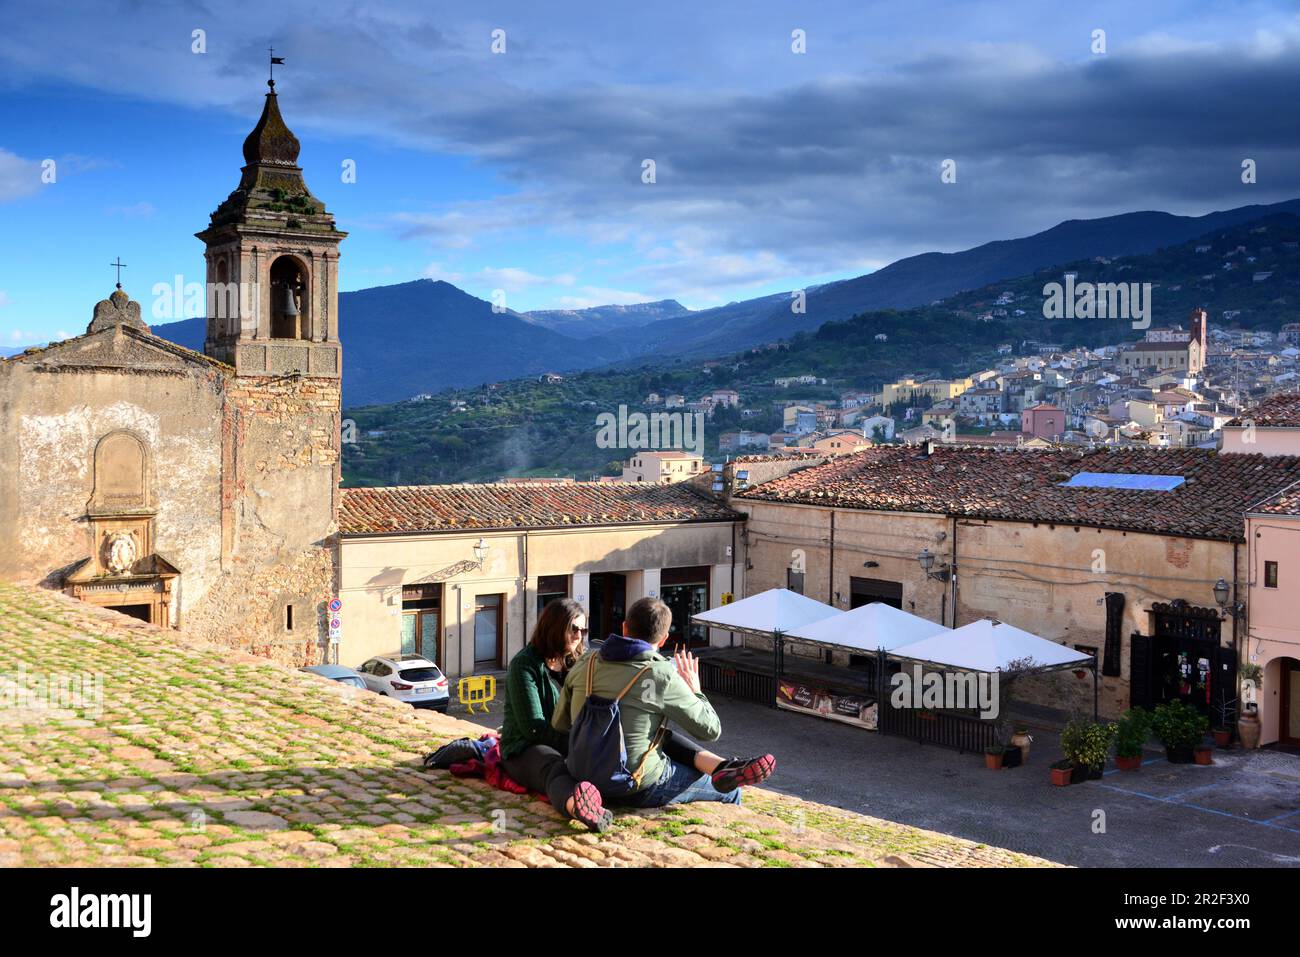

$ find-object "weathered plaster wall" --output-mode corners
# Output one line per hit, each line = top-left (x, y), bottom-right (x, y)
(339, 521), (741, 677)
(741, 498), (1238, 721)
(0, 357), (226, 622)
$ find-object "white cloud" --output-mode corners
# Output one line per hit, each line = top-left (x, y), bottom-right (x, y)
(0, 149), (42, 202)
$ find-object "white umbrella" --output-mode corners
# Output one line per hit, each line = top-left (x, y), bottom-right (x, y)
(690, 587), (839, 639)
(786, 601), (948, 652)
(889, 618), (1093, 673)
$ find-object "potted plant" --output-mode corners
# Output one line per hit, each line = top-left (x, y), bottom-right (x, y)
(984, 744), (1005, 770)
(1050, 759), (1073, 786)
(1211, 686), (1237, 747)
(1237, 662), (1262, 750)
(1151, 700), (1209, 763)
(1060, 718), (1117, 782)
(1114, 707), (1150, 771)
(1194, 744), (1214, 766)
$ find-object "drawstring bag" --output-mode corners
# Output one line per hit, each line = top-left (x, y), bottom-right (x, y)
(565, 656), (665, 797)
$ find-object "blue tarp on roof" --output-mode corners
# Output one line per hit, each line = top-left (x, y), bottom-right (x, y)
(1060, 472), (1185, 491)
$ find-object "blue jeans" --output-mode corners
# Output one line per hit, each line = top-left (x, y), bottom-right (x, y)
(621, 758), (741, 808)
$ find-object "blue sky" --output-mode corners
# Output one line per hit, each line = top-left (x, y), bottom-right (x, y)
(2, 1), (1300, 345)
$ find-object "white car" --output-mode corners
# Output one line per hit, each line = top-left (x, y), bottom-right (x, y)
(356, 655), (450, 711)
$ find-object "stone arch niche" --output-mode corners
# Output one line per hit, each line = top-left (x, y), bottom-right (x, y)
(269, 254), (310, 340)
(65, 430), (178, 626)
(89, 430), (150, 513)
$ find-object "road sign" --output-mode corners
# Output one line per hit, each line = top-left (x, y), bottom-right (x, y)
(330, 618), (341, 630)
(328, 598), (342, 613)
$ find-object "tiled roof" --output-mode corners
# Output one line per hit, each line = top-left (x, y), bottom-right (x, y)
(1248, 481), (1300, 516)
(1227, 392), (1300, 427)
(737, 445), (1300, 541)
(340, 481), (739, 535)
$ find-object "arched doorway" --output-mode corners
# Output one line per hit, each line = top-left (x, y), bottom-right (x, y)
(1280, 658), (1300, 747)
(269, 255), (308, 339)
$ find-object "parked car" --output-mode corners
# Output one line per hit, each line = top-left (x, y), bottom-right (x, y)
(299, 664), (367, 689)
(356, 655), (450, 711)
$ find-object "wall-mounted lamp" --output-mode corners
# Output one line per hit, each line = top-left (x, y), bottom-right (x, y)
(473, 537), (489, 567)
(918, 547), (951, 583)
(1212, 578), (1245, 619)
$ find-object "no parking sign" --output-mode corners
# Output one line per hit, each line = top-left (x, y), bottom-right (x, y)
(328, 597), (343, 644)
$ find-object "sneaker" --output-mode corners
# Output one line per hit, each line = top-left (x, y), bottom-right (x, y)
(569, 781), (614, 833)
(711, 754), (775, 793)
(423, 737), (481, 770)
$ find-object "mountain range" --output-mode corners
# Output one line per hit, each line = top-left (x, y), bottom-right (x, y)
(145, 197), (1300, 405)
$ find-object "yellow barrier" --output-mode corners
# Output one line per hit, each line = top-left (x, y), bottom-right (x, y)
(458, 675), (497, 714)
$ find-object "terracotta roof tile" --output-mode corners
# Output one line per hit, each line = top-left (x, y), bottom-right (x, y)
(1227, 392), (1300, 427)
(341, 481), (738, 535)
(737, 446), (1300, 542)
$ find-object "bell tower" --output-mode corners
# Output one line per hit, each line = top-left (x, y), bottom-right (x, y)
(196, 76), (346, 376)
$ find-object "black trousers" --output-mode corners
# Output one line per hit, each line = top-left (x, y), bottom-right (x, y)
(499, 731), (714, 813)
(660, 729), (709, 768)
(499, 745), (577, 815)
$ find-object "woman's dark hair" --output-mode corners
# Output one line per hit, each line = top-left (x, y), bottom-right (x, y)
(530, 597), (586, 665)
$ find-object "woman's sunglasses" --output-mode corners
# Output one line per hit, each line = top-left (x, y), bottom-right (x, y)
(569, 624), (589, 636)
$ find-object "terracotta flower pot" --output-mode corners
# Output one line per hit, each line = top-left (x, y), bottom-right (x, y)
(1115, 754), (1142, 772)
(1237, 712), (1261, 750)
(985, 750), (1004, 770)
(1212, 730), (1231, 747)
(1050, 764), (1073, 786)
(1194, 746), (1213, 766)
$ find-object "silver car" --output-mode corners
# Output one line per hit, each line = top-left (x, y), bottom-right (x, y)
(356, 654), (450, 711)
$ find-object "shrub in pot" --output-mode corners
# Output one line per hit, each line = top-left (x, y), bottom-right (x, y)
(984, 745), (1004, 770)
(1151, 700), (1209, 763)
(1060, 718), (1117, 781)
(1049, 759), (1073, 787)
(1114, 707), (1150, 771)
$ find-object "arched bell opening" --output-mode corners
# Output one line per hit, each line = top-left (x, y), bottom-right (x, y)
(269, 255), (309, 339)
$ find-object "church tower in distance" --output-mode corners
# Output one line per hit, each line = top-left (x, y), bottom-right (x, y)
(197, 76), (346, 377)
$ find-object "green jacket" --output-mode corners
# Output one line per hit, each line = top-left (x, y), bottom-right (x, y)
(500, 645), (569, 760)
(552, 643), (721, 792)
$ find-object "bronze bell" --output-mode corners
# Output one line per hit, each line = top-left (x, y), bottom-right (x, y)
(283, 285), (300, 316)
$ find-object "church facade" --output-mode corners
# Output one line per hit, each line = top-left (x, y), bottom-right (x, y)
(0, 79), (344, 665)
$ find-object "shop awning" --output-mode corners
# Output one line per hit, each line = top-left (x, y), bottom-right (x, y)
(785, 601), (948, 652)
(691, 588), (839, 639)
(889, 618), (1094, 673)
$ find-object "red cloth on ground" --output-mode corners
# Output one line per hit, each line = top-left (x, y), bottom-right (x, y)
(448, 733), (549, 803)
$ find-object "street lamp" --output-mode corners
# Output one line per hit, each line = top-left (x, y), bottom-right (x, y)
(917, 548), (950, 582)
(473, 538), (489, 567)
(1213, 577), (1245, 619)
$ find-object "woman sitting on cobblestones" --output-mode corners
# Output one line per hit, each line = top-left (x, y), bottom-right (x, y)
(499, 599), (613, 832)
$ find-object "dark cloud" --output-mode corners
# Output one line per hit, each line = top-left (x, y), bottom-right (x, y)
(3, 2), (1299, 301)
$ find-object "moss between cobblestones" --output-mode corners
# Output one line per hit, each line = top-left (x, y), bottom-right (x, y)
(0, 582), (1061, 869)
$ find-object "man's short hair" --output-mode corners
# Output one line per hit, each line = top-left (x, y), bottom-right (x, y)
(625, 597), (672, 643)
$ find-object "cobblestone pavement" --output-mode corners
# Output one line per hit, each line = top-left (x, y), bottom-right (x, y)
(560, 691), (1300, 868)
(0, 584), (1055, 868)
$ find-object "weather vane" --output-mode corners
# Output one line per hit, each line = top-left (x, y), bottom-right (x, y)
(268, 46), (285, 88)
(110, 257), (127, 290)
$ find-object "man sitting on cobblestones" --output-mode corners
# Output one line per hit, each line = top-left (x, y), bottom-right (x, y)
(553, 596), (775, 808)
